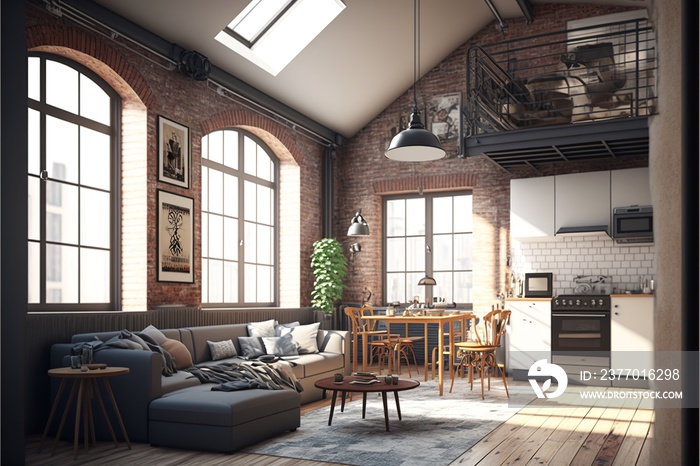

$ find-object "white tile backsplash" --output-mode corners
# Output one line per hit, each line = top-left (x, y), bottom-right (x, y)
(511, 234), (656, 295)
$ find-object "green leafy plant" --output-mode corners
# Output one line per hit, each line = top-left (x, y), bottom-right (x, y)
(310, 238), (348, 315)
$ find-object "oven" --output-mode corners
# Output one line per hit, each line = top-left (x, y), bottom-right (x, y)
(551, 295), (611, 385)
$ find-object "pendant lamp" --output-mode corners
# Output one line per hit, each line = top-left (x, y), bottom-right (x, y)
(385, 0), (446, 162)
(347, 209), (370, 236)
(417, 275), (437, 286)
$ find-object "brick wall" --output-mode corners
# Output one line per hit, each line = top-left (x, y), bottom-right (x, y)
(334, 3), (644, 312)
(26, 3), (326, 309)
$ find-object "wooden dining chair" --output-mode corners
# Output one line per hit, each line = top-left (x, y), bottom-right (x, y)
(449, 309), (511, 399)
(430, 313), (472, 380)
(344, 305), (391, 373)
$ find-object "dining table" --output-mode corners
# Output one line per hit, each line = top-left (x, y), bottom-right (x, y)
(361, 311), (472, 395)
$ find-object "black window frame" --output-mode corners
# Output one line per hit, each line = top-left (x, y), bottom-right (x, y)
(27, 53), (120, 312)
(201, 128), (280, 308)
(383, 190), (473, 308)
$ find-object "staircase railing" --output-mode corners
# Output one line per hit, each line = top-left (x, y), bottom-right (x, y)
(465, 17), (657, 138)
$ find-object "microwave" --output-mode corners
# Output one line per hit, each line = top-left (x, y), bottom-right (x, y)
(612, 205), (653, 244)
(524, 272), (554, 298)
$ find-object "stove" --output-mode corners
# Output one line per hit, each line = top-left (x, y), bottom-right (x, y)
(551, 294), (611, 386)
(552, 294), (611, 311)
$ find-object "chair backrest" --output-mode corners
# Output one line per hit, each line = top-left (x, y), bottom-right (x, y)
(483, 309), (511, 347)
(344, 305), (378, 334)
(344, 306), (363, 333)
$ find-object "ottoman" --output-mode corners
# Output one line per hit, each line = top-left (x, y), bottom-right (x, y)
(149, 384), (301, 453)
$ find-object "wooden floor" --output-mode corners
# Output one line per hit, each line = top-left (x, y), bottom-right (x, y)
(25, 378), (653, 466)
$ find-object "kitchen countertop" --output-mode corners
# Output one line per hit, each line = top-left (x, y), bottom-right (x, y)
(505, 297), (553, 302)
(610, 293), (655, 298)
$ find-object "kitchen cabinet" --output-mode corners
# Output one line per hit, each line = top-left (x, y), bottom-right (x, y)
(555, 171), (611, 233)
(511, 169), (652, 240)
(510, 176), (555, 239)
(611, 167), (651, 209)
(610, 295), (654, 388)
(506, 299), (551, 378)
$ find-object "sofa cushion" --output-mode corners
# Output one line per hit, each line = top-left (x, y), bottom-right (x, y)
(238, 336), (265, 358)
(261, 334), (298, 356)
(279, 322), (320, 354)
(150, 384), (300, 427)
(162, 338), (194, 370)
(274, 321), (300, 335)
(184, 324), (248, 363)
(141, 325), (168, 346)
(207, 339), (237, 360)
(291, 352), (345, 378)
(247, 319), (277, 338)
(161, 370), (201, 394)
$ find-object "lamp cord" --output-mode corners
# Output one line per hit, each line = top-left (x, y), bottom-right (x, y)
(413, 0), (419, 108)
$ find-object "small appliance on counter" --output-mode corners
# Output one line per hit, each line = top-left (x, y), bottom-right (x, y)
(523, 272), (553, 298)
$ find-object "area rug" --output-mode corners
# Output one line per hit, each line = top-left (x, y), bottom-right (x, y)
(244, 376), (536, 466)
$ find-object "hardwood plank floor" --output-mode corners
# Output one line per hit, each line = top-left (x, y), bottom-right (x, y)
(26, 378), (653, 466)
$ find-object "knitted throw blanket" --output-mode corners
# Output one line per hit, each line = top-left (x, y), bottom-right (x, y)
(187, 360), (303, 393)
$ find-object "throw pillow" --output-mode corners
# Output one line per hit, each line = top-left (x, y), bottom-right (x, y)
(161, 338), (193, 370)
(247, 319), (277, 338)
(287, 322), (321, 354)
(275, 321), (300, 336)
(238, 336), (266, 358)
(261, 333), (299, 356)
(141, 324), (168, 346)
(207, 339), (237, 361)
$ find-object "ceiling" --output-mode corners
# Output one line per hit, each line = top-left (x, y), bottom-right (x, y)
(91, 0), (648, 139)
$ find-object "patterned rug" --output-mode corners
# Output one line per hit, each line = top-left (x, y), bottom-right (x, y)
(245, 376), (536, 466)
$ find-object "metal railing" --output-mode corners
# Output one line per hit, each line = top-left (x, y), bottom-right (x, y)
(466, 18), (657, 138)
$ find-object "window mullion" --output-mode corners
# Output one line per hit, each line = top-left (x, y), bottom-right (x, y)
(425, 195), (434, 303)
(238, 132), (246, 305)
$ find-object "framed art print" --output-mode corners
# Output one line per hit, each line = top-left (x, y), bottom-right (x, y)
(158, 116), (190, 188)
(157, 190), (194, 283)
(428, 93), (462, 157)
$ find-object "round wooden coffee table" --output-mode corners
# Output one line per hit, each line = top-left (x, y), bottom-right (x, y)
(314, 376), (420, 431)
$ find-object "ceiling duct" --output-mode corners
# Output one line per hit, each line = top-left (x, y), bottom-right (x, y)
(179, 50), (211, 81)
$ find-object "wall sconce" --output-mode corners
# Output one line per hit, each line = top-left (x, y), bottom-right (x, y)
(349, 243), (361, 262)
(347, 209), (370, 236)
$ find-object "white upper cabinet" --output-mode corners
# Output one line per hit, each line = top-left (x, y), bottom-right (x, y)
(511, 168), (651, 240)
(611, 167), (651, 209)
(555, 171), (611, 232)
(510, 176), (555, 239)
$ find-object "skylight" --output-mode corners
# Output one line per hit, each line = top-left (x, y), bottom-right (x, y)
(215, 0), (346, 76)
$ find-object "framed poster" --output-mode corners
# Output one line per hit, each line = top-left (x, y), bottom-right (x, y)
(427, 93), (462, 157)
(157, 190), (194, 283)
(158, 116), (190, 188)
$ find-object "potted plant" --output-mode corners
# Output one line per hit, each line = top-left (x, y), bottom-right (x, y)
(310, 238), (348, 323)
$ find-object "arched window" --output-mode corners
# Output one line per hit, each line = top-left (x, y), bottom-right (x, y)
(201, 129), (278, 307)
(27, 53), (119, 311)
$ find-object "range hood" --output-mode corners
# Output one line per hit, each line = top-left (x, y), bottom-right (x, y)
(555, 225), (610, 237)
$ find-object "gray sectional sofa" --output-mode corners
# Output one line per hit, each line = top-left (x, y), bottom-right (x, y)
(48, 321), (349, 453)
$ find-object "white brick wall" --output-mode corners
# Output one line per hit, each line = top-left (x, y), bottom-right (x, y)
(511, 234), (656, 295)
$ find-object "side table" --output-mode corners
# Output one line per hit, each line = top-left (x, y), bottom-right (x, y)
(38, 366), (131, 460)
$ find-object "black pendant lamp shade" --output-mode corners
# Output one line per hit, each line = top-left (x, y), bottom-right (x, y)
(386, 108), (446, 162)
(347, 210), (370, 236)
(385, 0), (446, 162)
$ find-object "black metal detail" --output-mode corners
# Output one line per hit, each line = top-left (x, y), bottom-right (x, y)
(179, 50), (211, 81)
